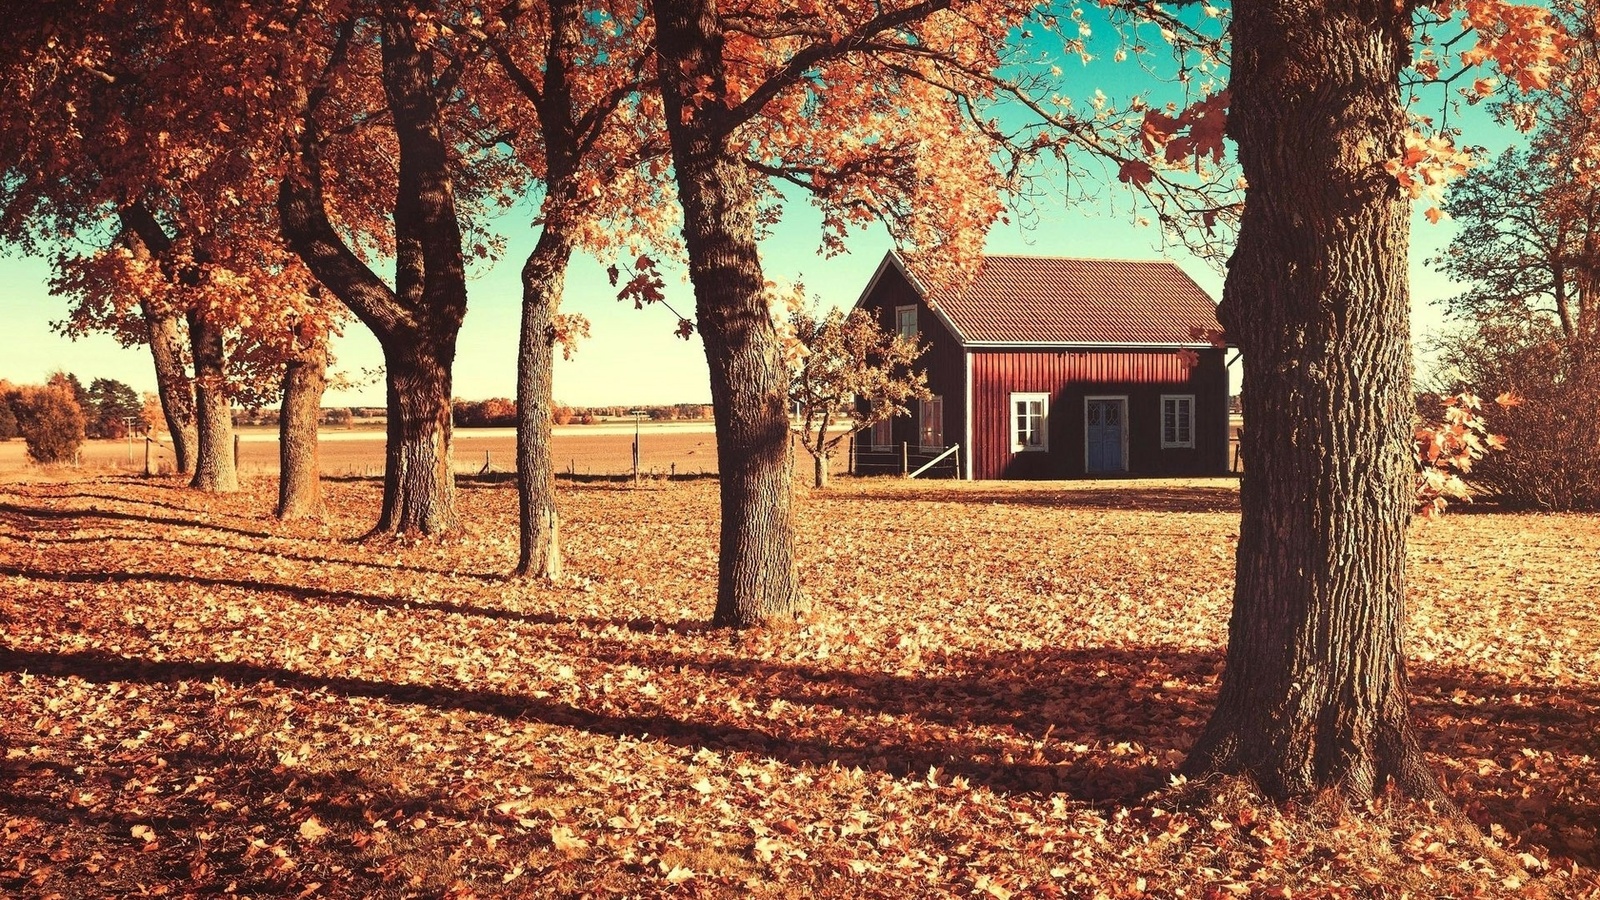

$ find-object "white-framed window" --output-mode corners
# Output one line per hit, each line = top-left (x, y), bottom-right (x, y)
(1011, 392), (1048, 452)
(895, 304), (918, 340)
(1161, 394), (1195, 448)
(869, 417), (893, 449)
(919, 396), (943, 449)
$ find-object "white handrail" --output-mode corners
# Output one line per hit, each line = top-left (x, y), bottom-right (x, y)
(907, 444), (960, 479)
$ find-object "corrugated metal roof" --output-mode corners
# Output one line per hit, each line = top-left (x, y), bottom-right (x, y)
(920, 254), (1222, 345)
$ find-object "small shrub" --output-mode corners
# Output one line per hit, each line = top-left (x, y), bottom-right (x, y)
(1430, 322), (1600, 510)
(0, 399), (18, 441)
(8, 384), (86, 463)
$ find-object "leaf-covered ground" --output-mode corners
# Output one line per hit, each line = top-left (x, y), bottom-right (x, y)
(1, 474), (1597, 898)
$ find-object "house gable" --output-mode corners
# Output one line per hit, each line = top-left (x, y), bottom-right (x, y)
(848, 251), (1232, 480)
(853, 254), (965, 466)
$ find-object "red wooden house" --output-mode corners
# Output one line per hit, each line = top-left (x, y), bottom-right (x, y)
(851, 251), (1231, 479)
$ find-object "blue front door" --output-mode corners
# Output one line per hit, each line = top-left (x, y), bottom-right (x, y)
(1086, 398), (1126, 474)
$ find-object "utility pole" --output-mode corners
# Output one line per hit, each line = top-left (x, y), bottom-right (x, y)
(629, 408), (646, 483)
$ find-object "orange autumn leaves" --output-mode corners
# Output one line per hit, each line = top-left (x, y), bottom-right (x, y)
(3, 474), (1599, 896)
(1131, 0), (1571, 222)
(1415, 390), (1520, 518)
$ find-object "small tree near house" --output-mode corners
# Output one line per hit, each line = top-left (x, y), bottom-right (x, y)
(787, 303), (929, 488)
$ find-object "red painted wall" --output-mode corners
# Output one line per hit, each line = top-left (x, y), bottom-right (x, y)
(969, 348), (1229, 479)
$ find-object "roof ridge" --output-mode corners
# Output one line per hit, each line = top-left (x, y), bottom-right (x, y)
(979, 253), (1183, 265)
(885, 248), (1223, 346)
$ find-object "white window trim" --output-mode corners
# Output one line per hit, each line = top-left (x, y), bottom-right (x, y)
(1084, 395), (1130, 473)
(894, 304), (919, 340)
(1010, 392), (1049, 453)
(1161, 393), (1196, 449)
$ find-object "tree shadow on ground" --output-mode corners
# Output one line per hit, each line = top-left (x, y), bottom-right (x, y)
(0, 716), (487, 898)
(5, 525), (509, 582)
(1410, 666), (1600, 865)
(0, 638), (1593, 867)
(0, 500), (275, 539)
(0, 562), (707, 636)
(25, 483), (217, 517)
(823, 484), (1241, 513)
(0, 644), (1188, 804)
(3, 481), (1592, 868)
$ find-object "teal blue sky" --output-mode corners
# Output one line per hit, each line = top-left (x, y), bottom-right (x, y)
(0, 15), (1522, 407)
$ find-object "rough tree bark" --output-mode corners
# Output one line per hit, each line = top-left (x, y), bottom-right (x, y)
(276, 338), (326, 519)
(1181, 0), (1441, 801)
(514, 224), (574, 579)
(278, 9), (467, 536)
(493, 0), (587, 580)
(653, 0), (804, 627)
(185, 307), (239, 492)
(812, 411), (833, 489)
(376, 337), (458, 534)
(119, 205), (198, 474)
(140, 299), (198, 475)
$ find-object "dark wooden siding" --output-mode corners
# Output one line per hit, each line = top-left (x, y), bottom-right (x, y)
(854, 264), (966, 466)
(970, 348), (1229, 479)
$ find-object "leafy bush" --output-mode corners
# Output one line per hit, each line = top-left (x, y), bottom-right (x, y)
(452, 397), (516, 428)
(1430, 321), (1600, 511)
(7, 384), (86, 463)
(0, 398), (18, 440)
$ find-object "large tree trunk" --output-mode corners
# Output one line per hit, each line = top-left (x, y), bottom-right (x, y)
(514, 226), (575, 580)
(1181, 0), (1440, 801)
(141, 300), (198, 475)
(276, 340), (326, 520)
(653, 0), (804, 628)
(377, 338), (458, 535)
(503, 0), (589, 581)
(185, 307), (238, 493)
(120, 205), (198, 476)
(812, 415), (832, 489)
(277, 7), (468, 537)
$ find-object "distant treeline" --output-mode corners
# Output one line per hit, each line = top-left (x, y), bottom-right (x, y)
(452, 400), (713, 428)
(237, 407), (384, 427)
(234, 402), (714, 428)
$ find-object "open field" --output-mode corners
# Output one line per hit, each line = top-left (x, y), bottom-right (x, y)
(0, 422), (859, 482)
(1, 473), (1597, 897)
